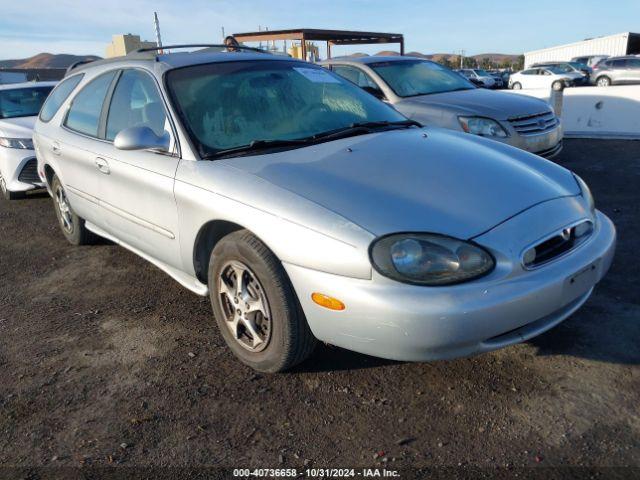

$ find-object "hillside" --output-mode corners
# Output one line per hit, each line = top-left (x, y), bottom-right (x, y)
(0, 53), (102, 69)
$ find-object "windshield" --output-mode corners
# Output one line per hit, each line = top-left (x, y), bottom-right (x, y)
(166, 60), (406, 157)
(0, 86), (53, 119)
(369, 60), (475, 98)
(473, 69), (489, 76)
(546, 66), (566, 75)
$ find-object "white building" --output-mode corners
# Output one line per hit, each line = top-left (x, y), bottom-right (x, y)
(524, 32), (640, 67)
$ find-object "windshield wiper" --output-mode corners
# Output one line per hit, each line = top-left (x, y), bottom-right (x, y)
(310, 119), (422, 142)
(202, 120), (422, 159)
(203, 138), (312, 159)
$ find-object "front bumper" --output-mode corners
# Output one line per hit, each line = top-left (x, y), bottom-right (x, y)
(0, 146), (44, 192)
(285, 210), (615, 362)
(496, 124), (564, 159)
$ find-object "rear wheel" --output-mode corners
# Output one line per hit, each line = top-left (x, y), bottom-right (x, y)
(51, 174), (97, 245)
(596, 76), (611, 87)
(208, 230), (316, 372)
(511, 82), (522, 90)
(0, 175), (25, 200)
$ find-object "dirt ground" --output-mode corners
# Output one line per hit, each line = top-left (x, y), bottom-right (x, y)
(0, 139), (639, 479)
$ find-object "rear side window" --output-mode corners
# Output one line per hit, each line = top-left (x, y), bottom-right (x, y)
(611, 59), (627, 68)
(39, 74), (84, 122)
(105, 69), (167, 141)
(64, 71), (117, 137)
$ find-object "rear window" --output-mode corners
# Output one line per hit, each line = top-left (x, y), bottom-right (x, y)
(39, 74), (84, 122)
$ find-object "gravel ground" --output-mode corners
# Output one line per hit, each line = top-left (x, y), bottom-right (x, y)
(0, 139), (638, 479)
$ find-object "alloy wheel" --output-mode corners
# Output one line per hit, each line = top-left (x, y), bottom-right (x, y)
(218, 260), (272, 352)
(55, 185), (74, 234)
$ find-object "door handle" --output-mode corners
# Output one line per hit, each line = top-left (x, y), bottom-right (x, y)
(95, 157), (110, 174)
(52, 141), (61, 156)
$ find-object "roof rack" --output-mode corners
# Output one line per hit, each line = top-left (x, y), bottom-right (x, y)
(134, 44), (268, 54)
(66, 59), (96, 74)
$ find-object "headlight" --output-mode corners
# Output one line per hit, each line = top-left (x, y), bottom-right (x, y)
(573, 174), (596, 216)
(458, 117), (508, 138)
(0, 137), (34, 149)
(370, 233), (495, 286)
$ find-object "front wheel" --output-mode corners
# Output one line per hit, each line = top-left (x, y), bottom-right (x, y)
(552, 81), (564, 91)
(511, 82), (522, 90)
(51, 174), (97, 245)
(208, 230), (317, 372)
(596, 76), (611, 87)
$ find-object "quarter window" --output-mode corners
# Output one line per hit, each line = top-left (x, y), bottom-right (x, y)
(39, 74), (84, 122)
(106, 69), (168, 141)
(64, 71), (117, 137)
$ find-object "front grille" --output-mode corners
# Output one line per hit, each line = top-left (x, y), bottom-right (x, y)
(522, 220), (594, 269)
(18, 158), (39, 184)
(509, 111), (559, 136)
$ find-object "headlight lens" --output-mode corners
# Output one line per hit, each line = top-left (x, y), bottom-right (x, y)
(573, 174), (596, 216)
(370, 233), (495, 286)
(458, 117), (508, 138)
(0, 137), (33, 149)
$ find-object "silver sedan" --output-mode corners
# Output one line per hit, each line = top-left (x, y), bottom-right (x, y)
(33, 47), (616, 372)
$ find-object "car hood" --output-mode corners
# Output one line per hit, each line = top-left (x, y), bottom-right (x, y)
(0, 116), (36, 138)
(396, 88), (550, 120)
(225, 128), (579, 240)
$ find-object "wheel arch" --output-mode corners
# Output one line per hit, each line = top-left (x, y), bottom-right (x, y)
(193, 219), (246, 284)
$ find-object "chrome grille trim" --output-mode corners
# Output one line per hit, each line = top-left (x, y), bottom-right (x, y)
(509, 111), (559, 136)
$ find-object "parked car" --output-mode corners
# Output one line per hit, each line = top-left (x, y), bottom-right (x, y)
(0, 71), (29, 85)
(590, 56), (640, 86)
(0, 81), (56, 199)
(532, 61), (592, 81)
(509, 66), (581, 90)
(322, 57), (563, 158)
(33, 47), (615, 372)
(571, 55), (609, 68)
(487, 71), (505, 88)
(457, 69), (496, 88)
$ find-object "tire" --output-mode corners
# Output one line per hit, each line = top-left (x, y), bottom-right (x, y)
(0, 175), (25, 200)
(552, 81), (564, 91)
(50, 174), (97, 245)
(208, 230), (317, 372)
(596, 76), (611, 87)
(511, 82), (522, 90)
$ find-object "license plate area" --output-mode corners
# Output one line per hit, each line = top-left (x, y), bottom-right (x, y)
(563, 259), (599, 303)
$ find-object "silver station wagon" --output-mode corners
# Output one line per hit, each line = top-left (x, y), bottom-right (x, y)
(321, 56), (564, 158)
(33, 46), (615, 372)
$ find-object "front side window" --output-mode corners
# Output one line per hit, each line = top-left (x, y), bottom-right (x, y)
(627, 59), (640, 68)
(166, 60), (405, 157)
(369, 60), (475, 97)
(0, 86), (54, 119)
(64, 71), (117, 137)
(332, 65), (384, 98)
(106, 69), (168, 141)
(39, 74), (83, 122)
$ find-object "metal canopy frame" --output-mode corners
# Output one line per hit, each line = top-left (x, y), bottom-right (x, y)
(233, 28), (405, 59)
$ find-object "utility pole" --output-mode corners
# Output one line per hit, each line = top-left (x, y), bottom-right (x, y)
(221, 26), (225, 42)
(460, 49), (465, 69)
(153, 12), (163, 53)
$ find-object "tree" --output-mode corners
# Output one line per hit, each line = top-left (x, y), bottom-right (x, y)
(480, 57), (492, 70)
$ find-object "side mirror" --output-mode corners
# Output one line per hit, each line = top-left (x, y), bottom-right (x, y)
(362, 86), (385, 100)
(114, 126), (170, 152)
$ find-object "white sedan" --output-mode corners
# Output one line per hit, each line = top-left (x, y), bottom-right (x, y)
(509, 67), (582, 91)
(0, 81), (56, 200)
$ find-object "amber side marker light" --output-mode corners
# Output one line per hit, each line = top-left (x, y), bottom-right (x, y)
(311, 293), (345, 311)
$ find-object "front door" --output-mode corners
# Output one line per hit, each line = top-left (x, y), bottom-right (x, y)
(98, 68), (182, 269)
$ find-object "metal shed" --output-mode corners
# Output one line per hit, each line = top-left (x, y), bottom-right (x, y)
(524, 32), (640, 67)
(233, 28), (405, 59)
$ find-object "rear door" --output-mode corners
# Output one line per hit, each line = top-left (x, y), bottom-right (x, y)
(57, 70), (119, 227)
(98, 68), (182, 269)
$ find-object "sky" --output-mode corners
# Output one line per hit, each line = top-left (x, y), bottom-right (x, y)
(1, 0), (639, 60)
